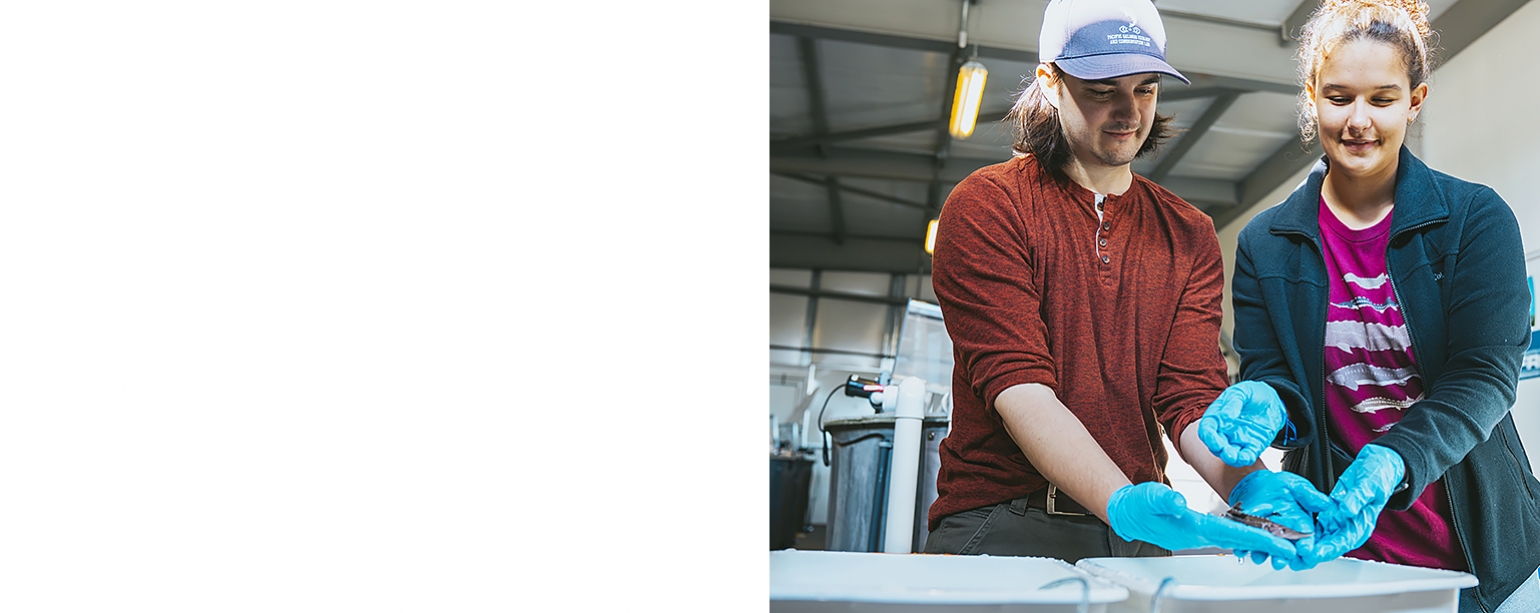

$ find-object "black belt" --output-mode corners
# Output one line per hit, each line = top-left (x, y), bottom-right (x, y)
(1025, 484), (1092, 516)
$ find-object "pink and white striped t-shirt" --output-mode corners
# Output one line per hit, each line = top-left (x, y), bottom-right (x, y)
(1319, 197), (1465, 571)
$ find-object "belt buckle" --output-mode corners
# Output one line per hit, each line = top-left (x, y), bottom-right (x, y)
(1045, 484), (1087, 516)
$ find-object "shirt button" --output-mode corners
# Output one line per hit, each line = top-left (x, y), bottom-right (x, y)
(1099, 238), (1108, 247)
(1102, 222), (1111, 231)
(1101, 255), (1110, 264)
(1096, 203), (1104, 211)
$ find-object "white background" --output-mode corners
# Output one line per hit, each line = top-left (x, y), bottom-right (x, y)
(0, 2), (762, 611)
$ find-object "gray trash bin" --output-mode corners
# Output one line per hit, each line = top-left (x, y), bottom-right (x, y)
(823, 414), (949, 553)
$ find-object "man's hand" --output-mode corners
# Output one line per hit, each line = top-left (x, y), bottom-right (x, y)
(1226, 469), (1333, 570)
(1105, 482), (1297, 561)
(1198, 381), (1288, 467)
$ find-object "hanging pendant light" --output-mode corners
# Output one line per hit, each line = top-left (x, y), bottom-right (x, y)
(948, 59), (988, 139)
(947, 0), (985, 139)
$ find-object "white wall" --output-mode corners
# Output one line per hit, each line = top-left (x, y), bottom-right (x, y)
(1419, 0), (1540, 253)
(1416, 0), (1540, 471)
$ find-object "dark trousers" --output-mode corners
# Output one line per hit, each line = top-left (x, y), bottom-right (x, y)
(923, 496), (1169, 563)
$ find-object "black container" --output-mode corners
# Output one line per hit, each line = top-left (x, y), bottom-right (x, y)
(770, 455), (814, 550)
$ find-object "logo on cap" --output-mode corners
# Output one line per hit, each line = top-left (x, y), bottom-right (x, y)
(1119, 9), (1141, 34)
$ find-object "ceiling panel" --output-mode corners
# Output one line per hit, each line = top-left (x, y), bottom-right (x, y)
(1158, 0), (1301, 26)
(1221, 90), (1302, 126)
(1172, 129), (1296, 180)
(845, 130), (945, 157)
(770, 175), (837, 233)
(769, 0), (1531, 273)
(839, 177), (932, 203)
(945, 122), (1015, 162)
(1130, 96), (1216, 176)
(771, 33), (812, 137)
(818, 39), (950, 132)
(841, 198), (929, 237)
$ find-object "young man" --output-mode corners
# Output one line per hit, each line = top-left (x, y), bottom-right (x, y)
(923, 0), (1318, 563)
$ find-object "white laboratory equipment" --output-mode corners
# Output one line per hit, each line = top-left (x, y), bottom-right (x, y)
(819, 299), (953, 554)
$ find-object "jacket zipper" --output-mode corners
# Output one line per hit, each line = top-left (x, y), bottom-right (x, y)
(1386, 223), (1481, 610)
(1317, 256), (1332, 493)
(1298, 230), (1335, 492)
(1443, 478), (1485, 612)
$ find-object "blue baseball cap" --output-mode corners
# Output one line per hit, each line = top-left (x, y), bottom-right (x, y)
(1040, 0), (1189, 84)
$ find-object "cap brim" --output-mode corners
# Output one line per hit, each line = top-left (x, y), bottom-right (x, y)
(1055, 54), (1190, 85)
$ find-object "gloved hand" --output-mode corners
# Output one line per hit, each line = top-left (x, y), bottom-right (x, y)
(1106, 482), (1296, 562)
(1226, 469), (1332, 571)
(1302, 444), (1406, 567)
(1198, 381), (1288, 467)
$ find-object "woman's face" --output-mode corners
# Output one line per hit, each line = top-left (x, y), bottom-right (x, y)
(1309, 39), (1428, 181)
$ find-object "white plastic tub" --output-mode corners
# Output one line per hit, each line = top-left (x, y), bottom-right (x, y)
(771, 550), (1129, 612)
(1076, 554), (1478, 613)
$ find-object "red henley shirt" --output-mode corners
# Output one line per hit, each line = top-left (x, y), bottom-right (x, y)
(928, 155), (1230, 531)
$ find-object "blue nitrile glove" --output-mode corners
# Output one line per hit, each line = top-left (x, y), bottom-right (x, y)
(1198, 381), (1288, 467)
(1106, 482), (1296, 561)
(1303, 444), (1406, 567)
(1226, 469), (1333, 571)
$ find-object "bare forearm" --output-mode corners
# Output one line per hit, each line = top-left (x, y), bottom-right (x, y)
(995, 383), (1131, 522)
(1178, 420), (1265, 502)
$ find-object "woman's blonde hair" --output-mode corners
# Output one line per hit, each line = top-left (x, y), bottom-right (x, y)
(1295, 0), (1438, 142)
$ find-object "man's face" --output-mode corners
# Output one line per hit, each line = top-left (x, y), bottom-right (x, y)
(1042, 68), (1161, 170)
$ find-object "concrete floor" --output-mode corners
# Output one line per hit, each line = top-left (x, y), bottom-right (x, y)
(790, 524), (826, 551)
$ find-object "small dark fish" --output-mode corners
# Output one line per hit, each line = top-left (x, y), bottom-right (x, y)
(1224, 504), (1309, 540)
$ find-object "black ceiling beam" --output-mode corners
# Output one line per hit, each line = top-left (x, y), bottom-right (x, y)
(929, 44), (967, 211)
(825, 176), (847, 245)
(774, 146), (1241, 209)
(1158, 8), (1277, 33)
(771, 146), (995, 184)
(1218, 138), (1322, 232)
(773, 21), (955, 55)
(1156, 176), (1241, 209)
(1277, 0), (1531, 51)
(771, 21), (1039, 64)
(774, 20), (1297, 94)
(1149, 92), (1241, 183)
(1432, 0), (1534, 64)
(772, 120), (940, 152)
(1280, 1), (1321, 45)
(1159, 86), (1246, 102)
(773, 172), (930, 210)
(797, 35), (831, 154)
(771, 230), (923, 247)
(927, 182), (945, 215)
(1176, 72), (1296, 96)
(771, 233), (932, 274)
(771, 109), (1011, 153)
(770, 284), (912, 306)
(797, 36), (847, 246)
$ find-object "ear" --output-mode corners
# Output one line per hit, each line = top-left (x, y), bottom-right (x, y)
(1035, 64), (1062, 110)
(1407, 82), (1429, 122)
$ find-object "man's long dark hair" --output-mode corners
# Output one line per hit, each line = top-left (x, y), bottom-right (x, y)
(1006, 64), (1176, 184)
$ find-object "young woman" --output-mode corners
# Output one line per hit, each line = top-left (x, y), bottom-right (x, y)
(1196, 1), (1540, 611)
